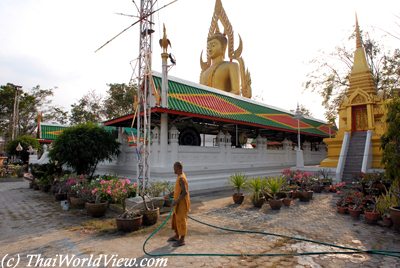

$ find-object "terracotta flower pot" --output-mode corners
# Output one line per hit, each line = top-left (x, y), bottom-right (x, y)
(291, 191), (300, 199)
(268, 199), (283, 210)
(252, 196), (265, 208)
(337, 206), (348, 214)
(364, 211), (380, 224)
(116, 214), (143, 232)
(232, 193), (244, 204)
(298, 191), (313, 202)
(390, 206), (400, 230)
(282, 198), (292, 207)
(348, 208), (362, 219)
(69, 196), (85, 209)
(141, 207), (160, 226)
(85, 202), (108, 218)
(312, 185), (323, 193)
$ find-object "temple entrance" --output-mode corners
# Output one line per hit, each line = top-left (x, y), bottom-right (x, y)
(352, 105), (368, 131)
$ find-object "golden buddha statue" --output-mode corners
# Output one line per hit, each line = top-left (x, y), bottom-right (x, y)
(200, 0), (252, 98)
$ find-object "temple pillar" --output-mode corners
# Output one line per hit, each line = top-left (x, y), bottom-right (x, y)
(169, 125), (179, 165)
(159, 114), (168, 167)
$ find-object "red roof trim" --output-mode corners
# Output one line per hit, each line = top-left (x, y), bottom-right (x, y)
(104, 114), (135, 126)
(38, 139), (53, 144)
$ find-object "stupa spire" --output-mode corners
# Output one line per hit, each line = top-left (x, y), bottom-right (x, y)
(347, 15), (377, 96)
(355, 14), (362, 49)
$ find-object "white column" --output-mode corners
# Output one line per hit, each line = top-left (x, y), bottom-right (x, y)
(169, 125), (179, 165)
(160, 114), (168, 167)
(282, 138), (292, 165)
(161, 53), (169, 108)
(151, 126), (160, 167)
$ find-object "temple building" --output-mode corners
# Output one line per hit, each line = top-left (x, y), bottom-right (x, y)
(31, 1), (336, 191)
(98, 0), (333, 191)
(320, 17), (388, 180)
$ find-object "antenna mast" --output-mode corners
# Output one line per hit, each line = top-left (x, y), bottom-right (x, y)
(136, 0), (154, 192)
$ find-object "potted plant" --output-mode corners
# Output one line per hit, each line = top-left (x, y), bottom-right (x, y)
(116, 211), (143, 232)
(162, 181), (174, 207)
(53, 178), (68, 201)
(69, 178), (88, 209)
(111, 178), (142, 232)
(37, 176), (51, 192)
(229, 173), (247, 205)
(247, 177), (265, 208)
(336, 198), (348, 214)
(364, 197), (380, 224)
(84, 179), (110, 218)
(138, 185), (160, 226)
(348, 191), (363, 219)
(386, 180), (400, 229)
(376, 190), (397, 227)
(265, 176), (285, 210)
(148, 181), (166, 208)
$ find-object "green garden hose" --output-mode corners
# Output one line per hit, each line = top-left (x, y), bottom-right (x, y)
(143, 209), (400, 258)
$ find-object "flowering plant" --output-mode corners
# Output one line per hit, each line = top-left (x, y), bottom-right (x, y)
(108, 178), (137, 211)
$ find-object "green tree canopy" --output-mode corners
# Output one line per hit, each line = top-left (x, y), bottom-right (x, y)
(0, 84), (68, 141)
(6, 135), (40, 163)
(103, 83), (137, 119)
(49, 123), (120, 176)
(70, 90), (104, 124)
(381, 97), (400, 182)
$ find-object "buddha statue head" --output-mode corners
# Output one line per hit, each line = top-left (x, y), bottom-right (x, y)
(207, 32), (227, 60)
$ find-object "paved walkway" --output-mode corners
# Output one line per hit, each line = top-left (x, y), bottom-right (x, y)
(1, 180), (400, 268)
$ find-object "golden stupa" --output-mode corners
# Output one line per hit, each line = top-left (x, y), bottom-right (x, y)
(320, 17), (387, 170)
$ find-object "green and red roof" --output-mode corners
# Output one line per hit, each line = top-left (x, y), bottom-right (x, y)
(150, 73), (334, 137)
(39, 123), (136, 142)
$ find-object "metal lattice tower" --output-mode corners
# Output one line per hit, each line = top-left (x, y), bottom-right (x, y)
(136, 0), (154, 192)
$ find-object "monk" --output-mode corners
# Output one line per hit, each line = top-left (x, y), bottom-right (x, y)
(168, 161), (191, 247)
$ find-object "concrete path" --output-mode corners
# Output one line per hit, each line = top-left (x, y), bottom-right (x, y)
(1, 180), (400, 268)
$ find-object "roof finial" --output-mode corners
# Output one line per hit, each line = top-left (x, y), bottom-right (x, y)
(355, 13), (362, 49)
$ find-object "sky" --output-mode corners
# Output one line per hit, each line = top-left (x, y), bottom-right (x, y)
(0, 0), (399, 121)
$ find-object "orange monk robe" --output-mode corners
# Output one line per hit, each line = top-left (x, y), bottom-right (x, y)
(172, 173), (191, 237)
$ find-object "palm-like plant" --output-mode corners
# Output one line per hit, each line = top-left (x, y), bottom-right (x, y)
(229, 173), (247, 194)
(247, 177), (265, 202)
(265, 176), (286, 200)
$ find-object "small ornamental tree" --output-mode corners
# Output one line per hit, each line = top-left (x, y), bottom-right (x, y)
(49, 123), (120, 176)
(381, 97), (400, 182)
(6, 135), (40, 163)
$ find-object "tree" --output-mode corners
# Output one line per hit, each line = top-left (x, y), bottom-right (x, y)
(49, 123), (120, 176)
(6, 135), (40, 164)
(0, 84), (68, 141)
(304, 30), (400, 122)
(381, 97), (400, 182)
(70, 90), (104, 124)
(103, 83), (137, 119)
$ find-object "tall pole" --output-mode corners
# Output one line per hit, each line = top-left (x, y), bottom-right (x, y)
(294, 103), (304, 168)
(137, 0), (154, 193)
(9, 83), (22, 141)
(297, 118), (301, 150)
(160, 42), (169, 167)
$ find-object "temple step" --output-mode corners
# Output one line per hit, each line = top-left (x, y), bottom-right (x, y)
(342, 131), (367, 181)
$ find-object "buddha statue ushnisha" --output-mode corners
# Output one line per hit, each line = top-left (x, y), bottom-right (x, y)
(200, 0), (252, 98)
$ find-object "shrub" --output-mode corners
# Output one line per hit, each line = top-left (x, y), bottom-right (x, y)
(49, 123), (120, 176)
